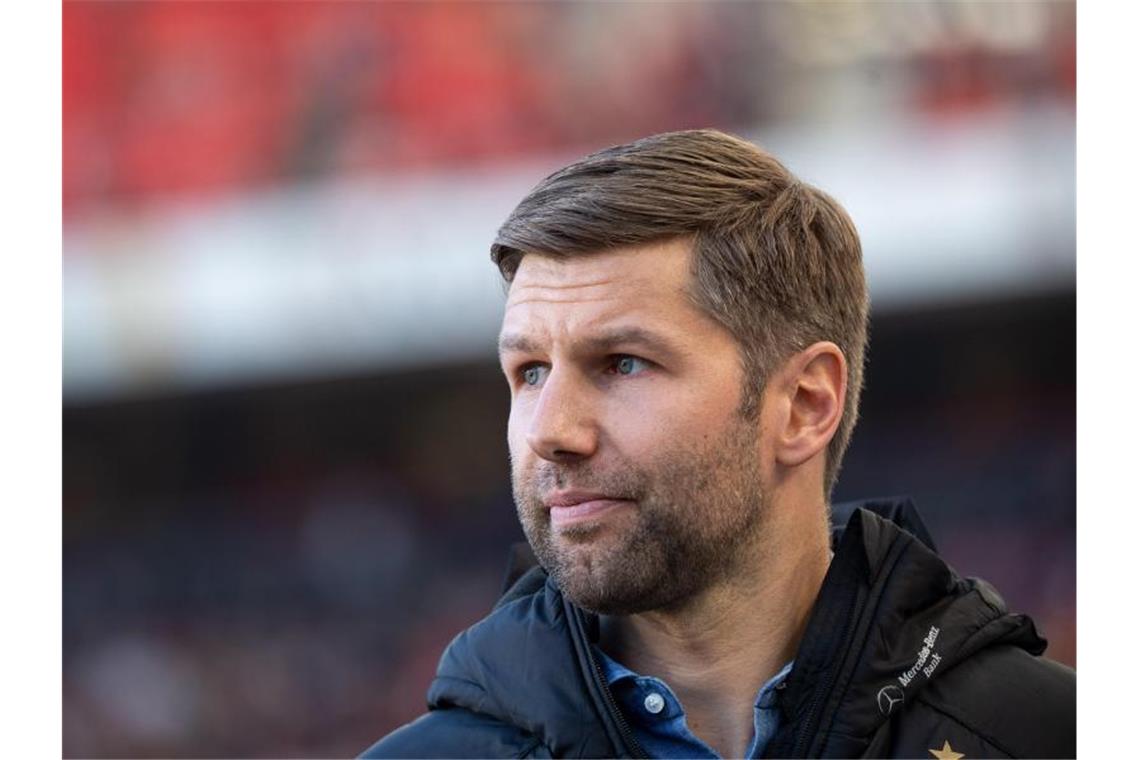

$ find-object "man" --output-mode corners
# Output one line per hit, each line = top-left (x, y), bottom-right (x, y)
(363, 129), (1075, 758)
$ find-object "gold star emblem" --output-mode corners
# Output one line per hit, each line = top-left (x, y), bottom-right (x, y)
(928, 740), (964, 759)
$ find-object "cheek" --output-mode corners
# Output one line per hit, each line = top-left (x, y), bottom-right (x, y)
(505, 401), (529, 460)
(616, 379), (740, 440)
(597, 393), (682, 456)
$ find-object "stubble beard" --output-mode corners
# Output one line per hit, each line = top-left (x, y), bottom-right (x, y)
(511, 416), (768, 616)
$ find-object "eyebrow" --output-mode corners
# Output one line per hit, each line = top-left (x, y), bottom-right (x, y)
(497, 326), (682, 359)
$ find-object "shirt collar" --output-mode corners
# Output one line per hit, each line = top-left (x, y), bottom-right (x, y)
(594, 645), (794, 710)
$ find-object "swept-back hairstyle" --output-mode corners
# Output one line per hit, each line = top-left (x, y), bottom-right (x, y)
(491, 129), (868, 494)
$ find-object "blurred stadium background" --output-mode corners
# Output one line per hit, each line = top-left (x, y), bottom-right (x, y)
(63, 2), (1075, 757)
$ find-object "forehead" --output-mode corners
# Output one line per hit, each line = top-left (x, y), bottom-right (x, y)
(501, 239), (699, 338)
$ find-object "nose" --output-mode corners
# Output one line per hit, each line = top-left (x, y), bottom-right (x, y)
(524, 367), (598, 463)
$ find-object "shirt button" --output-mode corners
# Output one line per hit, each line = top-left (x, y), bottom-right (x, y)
(644, 692), (665, 714)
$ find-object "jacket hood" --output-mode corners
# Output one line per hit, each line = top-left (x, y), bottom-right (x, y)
(424, 497), (1047, 758)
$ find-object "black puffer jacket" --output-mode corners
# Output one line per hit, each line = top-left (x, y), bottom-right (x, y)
(363, 498), (1075, 758)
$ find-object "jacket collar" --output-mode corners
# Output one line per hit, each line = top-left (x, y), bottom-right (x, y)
(766, 498), (1044, 757)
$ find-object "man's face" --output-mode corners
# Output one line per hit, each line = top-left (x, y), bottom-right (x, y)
(499, 239), (771, 615)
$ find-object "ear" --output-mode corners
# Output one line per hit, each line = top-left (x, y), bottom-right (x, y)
(770, 342), (847, 469)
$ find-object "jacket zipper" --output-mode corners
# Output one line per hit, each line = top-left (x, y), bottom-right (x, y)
(585, 637), (649, 759)
(566, 600), (648, 759)
(789, 535), (911, 757)
(788, 584), (861, 757)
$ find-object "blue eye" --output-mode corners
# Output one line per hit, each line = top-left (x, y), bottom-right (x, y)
(521, 365), (547, 386)
(612, 356), (649, 376)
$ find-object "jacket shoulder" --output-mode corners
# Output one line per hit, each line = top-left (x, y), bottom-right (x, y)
(907, 644), (1076, 758)
(360, 708), (551, 759)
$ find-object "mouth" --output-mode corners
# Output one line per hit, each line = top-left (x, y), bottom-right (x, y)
(544, 490), (634, 528)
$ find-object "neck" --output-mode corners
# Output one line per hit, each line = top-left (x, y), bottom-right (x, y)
(597, 500), (831, 758)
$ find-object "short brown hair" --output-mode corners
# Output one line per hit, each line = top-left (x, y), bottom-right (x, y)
(491, 129), (868, 495)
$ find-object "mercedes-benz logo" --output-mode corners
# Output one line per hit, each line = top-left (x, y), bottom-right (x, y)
(877, 685), (905, 716)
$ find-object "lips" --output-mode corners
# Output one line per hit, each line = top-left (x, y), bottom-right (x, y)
(544, 490), (633, 527)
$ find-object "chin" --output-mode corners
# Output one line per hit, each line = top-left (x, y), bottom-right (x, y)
(559, 579), (671, 617)
(548, 549), (672, 616)
(558, 580), (644, 616)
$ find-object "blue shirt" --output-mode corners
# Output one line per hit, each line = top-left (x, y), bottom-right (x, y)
(593, 645), (793, 759)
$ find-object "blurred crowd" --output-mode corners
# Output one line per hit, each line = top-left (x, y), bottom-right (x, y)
(64, 2), (1074, 216)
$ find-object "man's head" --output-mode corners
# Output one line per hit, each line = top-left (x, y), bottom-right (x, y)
(492, 129), (868, 614)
